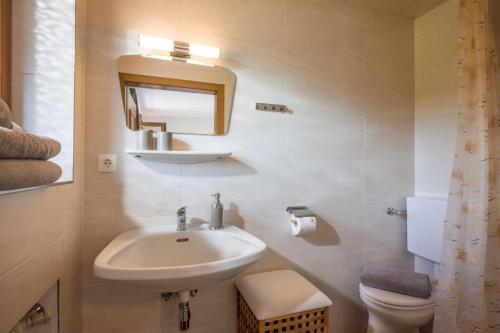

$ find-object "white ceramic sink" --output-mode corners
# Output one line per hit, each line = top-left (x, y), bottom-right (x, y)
(94, 224), (266, 290)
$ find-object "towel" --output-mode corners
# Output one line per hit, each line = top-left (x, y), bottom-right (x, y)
(360, 266), (432, 299)
(0, 127), (61, 160)
(11, 121), (23, 132)
(0, 98), (12, 129)
(0, 159), (62, 191)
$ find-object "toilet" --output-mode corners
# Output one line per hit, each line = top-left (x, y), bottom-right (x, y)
(359, 283), (434, 333)
(360, 196), (447, 333)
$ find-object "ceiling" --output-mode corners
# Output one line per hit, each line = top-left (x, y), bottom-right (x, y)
(347, 0), (450, 19)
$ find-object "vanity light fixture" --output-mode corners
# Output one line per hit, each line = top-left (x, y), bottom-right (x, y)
(138, 34), (220, 60)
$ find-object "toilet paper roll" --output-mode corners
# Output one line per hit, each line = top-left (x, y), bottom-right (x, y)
(290, 215), (316, 236)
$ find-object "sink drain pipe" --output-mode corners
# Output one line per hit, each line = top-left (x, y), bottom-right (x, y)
(162, 289), (198, 331)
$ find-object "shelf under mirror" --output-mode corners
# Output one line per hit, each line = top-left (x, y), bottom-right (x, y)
(126, 150), (232, 164)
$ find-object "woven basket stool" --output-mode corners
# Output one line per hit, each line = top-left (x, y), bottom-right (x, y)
(235, 270), (332, 333)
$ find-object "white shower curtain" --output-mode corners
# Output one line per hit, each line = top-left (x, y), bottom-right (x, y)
(433, 0), (500, 332)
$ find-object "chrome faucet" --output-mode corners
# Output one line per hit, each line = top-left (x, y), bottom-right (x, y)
(177, 206), (187, 231)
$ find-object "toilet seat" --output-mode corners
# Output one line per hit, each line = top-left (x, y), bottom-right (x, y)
(360, 283), (434, 310)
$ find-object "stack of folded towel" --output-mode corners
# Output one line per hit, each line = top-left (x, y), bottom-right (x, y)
(0, 98), (62, 191)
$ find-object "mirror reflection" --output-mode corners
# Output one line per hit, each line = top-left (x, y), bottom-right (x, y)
(118, 55), (236, 135)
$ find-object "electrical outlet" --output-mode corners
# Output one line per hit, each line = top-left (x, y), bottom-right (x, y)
(98, 154), (117, 173)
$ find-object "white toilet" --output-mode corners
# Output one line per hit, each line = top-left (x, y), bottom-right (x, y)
(360, 197), (447, 333)
(360, 283), (435, 333)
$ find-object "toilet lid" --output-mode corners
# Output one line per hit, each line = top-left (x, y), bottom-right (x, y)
(360, 283), (434, 308)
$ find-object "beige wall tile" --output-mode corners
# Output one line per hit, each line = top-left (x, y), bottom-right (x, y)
(83, 0), (415, 332)
(285, 1), (366, 160)
(364, 160), (414, 204)
(85, 155), (181, 220)
(415, 158), (453, 197)
(365, 245), (415, 271)
(0, 238), (63, 332)
(231, 206), (364, 260)
(364, 201), (408, 249)
(295, 251), (365, 300)
(365, 112), (414, 161)
(414, 0), (458, 198)
(415, 113), (457, 161)
(0, 1), (86, 332)
(181, 158), (285, 211)
(60, 302), (83, 333)
(0, 187), (61, 275)
(286, 159), (364, 207)
(59, 227), (83, 317)
(331, 297), (367, 333)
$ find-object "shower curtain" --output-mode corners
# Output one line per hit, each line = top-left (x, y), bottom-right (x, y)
(433, 0), (500, 332)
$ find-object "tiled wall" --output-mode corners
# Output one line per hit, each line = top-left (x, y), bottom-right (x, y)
(415, 0), (458, 198)
(83, 1), (414, 332)
(0, 1), (86, 332)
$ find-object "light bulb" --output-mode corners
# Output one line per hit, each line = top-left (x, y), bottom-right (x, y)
(189, 43), (220, 59)
(138, 35), (174, 52)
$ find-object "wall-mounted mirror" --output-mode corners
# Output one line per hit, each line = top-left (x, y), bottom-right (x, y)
(118, 55), (236, 135)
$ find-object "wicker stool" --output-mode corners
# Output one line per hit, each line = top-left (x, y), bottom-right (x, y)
(235, 270), (332, 333)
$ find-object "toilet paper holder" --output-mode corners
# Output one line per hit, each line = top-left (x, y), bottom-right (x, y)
(286, 206), (316, 218)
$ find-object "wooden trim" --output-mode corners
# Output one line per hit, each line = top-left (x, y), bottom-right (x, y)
(140, 121), (166, 132)
(0, 0), (11, 106)
(119, 72), (226, 134)
(120, 73), (223, 92)
(215, 85), (225, 135)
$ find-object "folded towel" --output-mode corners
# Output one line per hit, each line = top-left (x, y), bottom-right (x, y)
(0, 127), (61, 160)
(360, 266), (432, 299)
(11, 121), (23, 132)
(0, 98), (12, 129)
(0, 159), (62, 191)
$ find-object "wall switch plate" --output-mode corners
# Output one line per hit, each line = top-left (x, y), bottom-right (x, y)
(98, 154), (117, 173)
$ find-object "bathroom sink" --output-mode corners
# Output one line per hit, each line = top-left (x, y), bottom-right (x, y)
(94, 224), (266, 290)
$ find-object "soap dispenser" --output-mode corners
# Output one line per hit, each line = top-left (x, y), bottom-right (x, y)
(209, 193), (224, 230)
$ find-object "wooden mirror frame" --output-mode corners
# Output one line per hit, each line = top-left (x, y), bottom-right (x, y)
(119, 72), (225, 135)
(0, 0), (11, 106)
